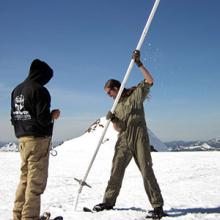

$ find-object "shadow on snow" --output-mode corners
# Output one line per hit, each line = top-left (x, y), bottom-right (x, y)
(114, 207), (146, 212)
(114, 206), (220, 218)
(167, 206), (220, 217)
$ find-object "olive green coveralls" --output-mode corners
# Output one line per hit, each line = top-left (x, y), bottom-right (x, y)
(103, 81), (164, 208)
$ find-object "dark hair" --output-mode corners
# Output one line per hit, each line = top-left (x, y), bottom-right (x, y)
(104, 79), (136, 98)
(104, 79), (121, 90)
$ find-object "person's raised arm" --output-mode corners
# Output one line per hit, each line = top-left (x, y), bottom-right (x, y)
(132, 50), (153, 85)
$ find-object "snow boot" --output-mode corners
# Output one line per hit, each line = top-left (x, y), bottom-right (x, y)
(40, 212), (50, 220)
(93, 203), (113, 212)
(145, 206), (167, 219)
(39, 212), (63, 220)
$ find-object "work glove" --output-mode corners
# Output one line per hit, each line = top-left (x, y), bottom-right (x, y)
(106, 111), (126, 132)
(132, 50), (143, 67)
(106, 111), (116, 122)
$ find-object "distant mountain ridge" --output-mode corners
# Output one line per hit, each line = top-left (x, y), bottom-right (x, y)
(1, 121), (219, 152)
(0, 142), (19, 152)
(166, 139), (220, 151)
(0, 141), (7, 147)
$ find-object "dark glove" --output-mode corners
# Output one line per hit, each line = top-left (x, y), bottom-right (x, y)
(106, 111), (116, 121)
(132, 50), (143, 67)
(106, 111), (126, 131)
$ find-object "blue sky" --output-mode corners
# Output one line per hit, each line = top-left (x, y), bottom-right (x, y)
(0, 0), (219, 142)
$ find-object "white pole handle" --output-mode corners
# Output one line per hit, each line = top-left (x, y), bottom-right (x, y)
(111, 0), (160, 114)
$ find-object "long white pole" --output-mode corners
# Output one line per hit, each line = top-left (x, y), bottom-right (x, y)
(74, 0), (160, 211)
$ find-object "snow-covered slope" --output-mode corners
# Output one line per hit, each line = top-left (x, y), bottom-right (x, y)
(1, 144), (220, 219)
(71, 117), (168, 152)
(1, 117), (220, 219)
(147, 128), (168, 151)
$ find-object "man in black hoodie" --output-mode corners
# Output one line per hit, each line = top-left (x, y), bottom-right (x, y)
(11, 59), (60, 220)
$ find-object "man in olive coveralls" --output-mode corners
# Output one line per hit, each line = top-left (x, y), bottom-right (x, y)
(93, 50), (167, 219)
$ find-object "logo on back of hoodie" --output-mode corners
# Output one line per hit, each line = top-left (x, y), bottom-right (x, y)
(13, 94), (31, 121)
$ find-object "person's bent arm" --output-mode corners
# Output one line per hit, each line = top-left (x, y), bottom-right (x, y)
(139, 65), (153, 85)
(132, 50), (153, 85)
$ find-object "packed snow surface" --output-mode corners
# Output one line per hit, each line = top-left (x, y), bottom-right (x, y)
(1, 120), (220, 219)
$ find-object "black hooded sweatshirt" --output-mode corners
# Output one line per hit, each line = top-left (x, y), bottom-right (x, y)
(11, 59), (54, 138)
